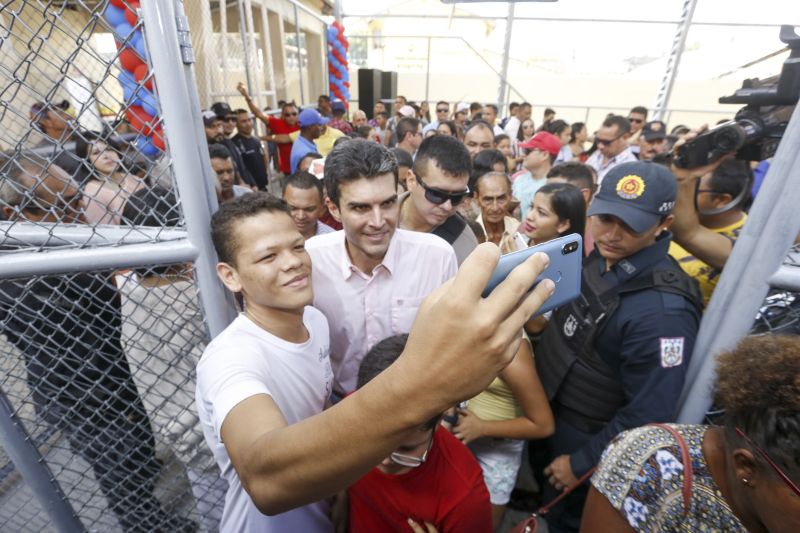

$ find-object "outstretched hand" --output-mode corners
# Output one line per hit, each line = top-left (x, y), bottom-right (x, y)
(396, 243), (555, 413)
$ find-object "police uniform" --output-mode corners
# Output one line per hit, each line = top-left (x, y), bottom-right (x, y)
(533, 161), (702, 533)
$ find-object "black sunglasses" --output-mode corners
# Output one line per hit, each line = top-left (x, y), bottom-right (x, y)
(595, 134), (623, 146)
(416, 175), (469, 206)
(436, 108), (449, 112)
(628, 117), (644, 123)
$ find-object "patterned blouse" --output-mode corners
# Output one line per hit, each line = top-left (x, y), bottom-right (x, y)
(591, 424), (746, 532)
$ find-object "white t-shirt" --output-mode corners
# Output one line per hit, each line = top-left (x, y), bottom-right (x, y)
(196, 308), (334, 533)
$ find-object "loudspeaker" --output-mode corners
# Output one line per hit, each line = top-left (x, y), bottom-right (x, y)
(381, 71), (398, 114)
(358, 69), (383, 119)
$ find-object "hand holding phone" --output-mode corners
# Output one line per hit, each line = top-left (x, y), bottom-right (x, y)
(482, 234), (583, 317)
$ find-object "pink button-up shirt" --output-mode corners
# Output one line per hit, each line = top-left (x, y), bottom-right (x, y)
(305, 229), (458, 393)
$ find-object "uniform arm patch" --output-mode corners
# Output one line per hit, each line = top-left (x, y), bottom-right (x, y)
(659, 337), (684, 368)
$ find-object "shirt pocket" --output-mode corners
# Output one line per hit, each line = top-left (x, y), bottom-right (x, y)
(390, 295), (426, 333)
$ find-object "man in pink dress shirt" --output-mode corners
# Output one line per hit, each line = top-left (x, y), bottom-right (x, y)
(305, 140), (458, 396)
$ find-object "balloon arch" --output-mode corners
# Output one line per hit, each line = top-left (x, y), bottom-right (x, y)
(327, 21), (350, 108)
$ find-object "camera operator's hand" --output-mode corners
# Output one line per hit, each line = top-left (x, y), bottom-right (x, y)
(671, 125), (730, 182)
(669, 124), (737, 272)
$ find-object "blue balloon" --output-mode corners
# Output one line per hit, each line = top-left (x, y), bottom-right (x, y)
(136, 136), (160, 157)
(327, 26), (337, 41)
(104, 5), (126, 27)
(131, 31), (148, 60)
(113, 22), (134, 43)
(118, 70), (136, 102)
(137, 89), (159, 117)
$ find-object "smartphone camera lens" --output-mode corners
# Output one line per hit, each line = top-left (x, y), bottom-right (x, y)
(562, 241), (578, 255)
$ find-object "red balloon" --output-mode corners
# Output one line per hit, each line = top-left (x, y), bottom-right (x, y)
(109, 0), (125, 7)
(132, 63), (153, 90)
(151, 130), (166, 151)
(119, 47), (144, 72)
(126, 105), (154, 136)
(124, 1), (140, 26)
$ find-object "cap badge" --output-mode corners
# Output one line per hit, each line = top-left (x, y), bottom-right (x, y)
(616, 175), (646, 200)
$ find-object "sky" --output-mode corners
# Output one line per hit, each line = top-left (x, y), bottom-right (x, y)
(340, 0), (799, 80)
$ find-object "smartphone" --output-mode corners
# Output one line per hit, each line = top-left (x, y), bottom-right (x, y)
(482, 233), (583, 317)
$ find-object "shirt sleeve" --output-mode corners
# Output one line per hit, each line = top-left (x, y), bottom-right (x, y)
(196, 344), (273, 440)
(570, 293), (700, 476)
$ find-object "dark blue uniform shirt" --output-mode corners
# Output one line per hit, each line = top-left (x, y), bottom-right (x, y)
(567, 232), (701, 475)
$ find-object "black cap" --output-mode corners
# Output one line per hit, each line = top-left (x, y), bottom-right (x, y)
(641, 120), (667, 141)
(587, 161), (676, 233)
(210, 102), (232, 118)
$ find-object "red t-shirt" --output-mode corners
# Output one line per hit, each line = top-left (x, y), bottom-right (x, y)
(267, 116), (300, 175)
(348, 427), (492, 533)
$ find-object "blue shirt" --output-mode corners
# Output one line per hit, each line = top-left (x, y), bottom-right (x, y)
(564, 233), (702, 476)
(512, 171), (547, 220)
(290, 135), (318, 173)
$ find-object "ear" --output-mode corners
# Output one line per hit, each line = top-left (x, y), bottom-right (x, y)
(406, 170), (418, 192)
(556, 218), (571, 234)
(731, 447), (759, 487)
(581, 188), (592, 206)
(659, 214), (675, 234)
(326, 197), (342, 222)
(712, 193), (733, 209)
(2, 206), (15, 220)
(216, 262), (243, 293)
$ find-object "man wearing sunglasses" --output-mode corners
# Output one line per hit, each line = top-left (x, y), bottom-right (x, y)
(586, 115), (637, 187)
(626, 105), (648, 154)
(400, 135), (478, 265)
(348, 334), (492, 533)
(204, 108), (256, 189)
(238, 82), (300, 176)
(421, 100), (450, 135)
(305, 140), (457, 396)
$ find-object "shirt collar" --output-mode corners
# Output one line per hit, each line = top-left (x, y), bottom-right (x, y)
(600, 230), (673, 284)
(338, 229), (399, 279)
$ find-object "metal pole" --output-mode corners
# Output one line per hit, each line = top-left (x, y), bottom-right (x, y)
(258, 0), (277, 108)
(677, 101), (800, 423)
(294, 3), (306, 106)
(425, 37), (431, 104)
(236, 0), (257, 108)
(219, 0), (229, 102)
(497, 2), (515, 115)
(652, 0), (698, 121)
(141, 0), (238, 337)
(0, 388), (84, 533)
(334, 0), (342, 24)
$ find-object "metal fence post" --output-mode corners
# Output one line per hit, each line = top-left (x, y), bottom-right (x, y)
(652, 0), (698, 121)
(0, 389), (84, 533)
(294, 3), (306, 106)
(140, 0), (237, 338)
(497, 2), (515, 114)
(677, 101), (800, 423)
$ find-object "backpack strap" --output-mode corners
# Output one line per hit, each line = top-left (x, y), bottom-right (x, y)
(648, 423), (693, 517)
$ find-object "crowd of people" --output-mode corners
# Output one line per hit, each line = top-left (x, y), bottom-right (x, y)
(0, 87), (797, 533)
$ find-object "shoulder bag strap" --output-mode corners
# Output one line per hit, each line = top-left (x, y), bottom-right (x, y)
(648, 423), (693, 516)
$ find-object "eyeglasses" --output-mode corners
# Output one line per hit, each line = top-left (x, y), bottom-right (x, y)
(389, 431), (435, 468)
(415, 174), (469, 206)
(436, 108), (449, 113)
(735, 427), (800, 496)
(224, 116), (237, 122)
(628, 117), (644, 124)
(595, 134), (623, 146)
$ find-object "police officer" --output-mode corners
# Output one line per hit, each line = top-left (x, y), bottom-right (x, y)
(533, 161), (702, 532)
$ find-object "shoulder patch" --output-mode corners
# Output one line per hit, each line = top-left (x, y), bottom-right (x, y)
(660, 337), (684, 368)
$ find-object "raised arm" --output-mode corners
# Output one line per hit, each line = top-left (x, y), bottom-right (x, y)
(220, 245), (555, 515)
(670, 162), (734, 270)
(237, 82), (271, 125)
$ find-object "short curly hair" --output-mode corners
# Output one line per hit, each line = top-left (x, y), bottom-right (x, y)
(714, 335), (800, 479)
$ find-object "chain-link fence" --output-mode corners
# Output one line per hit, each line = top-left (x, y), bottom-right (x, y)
(1, 1), (234, 531)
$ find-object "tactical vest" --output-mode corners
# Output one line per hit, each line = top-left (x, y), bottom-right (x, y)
(536, 252), (702, 434)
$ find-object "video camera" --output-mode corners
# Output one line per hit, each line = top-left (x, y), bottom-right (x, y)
(673, 25), (800, 168)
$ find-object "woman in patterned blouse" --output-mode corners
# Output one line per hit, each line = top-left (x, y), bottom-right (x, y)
(580, 335), (799, 532)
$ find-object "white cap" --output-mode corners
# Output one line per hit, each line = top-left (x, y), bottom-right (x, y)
(398, 105), (416, 117)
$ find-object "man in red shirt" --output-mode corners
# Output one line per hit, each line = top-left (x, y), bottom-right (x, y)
(348, 335), (492, 533)
(237, 82), (299, 175)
